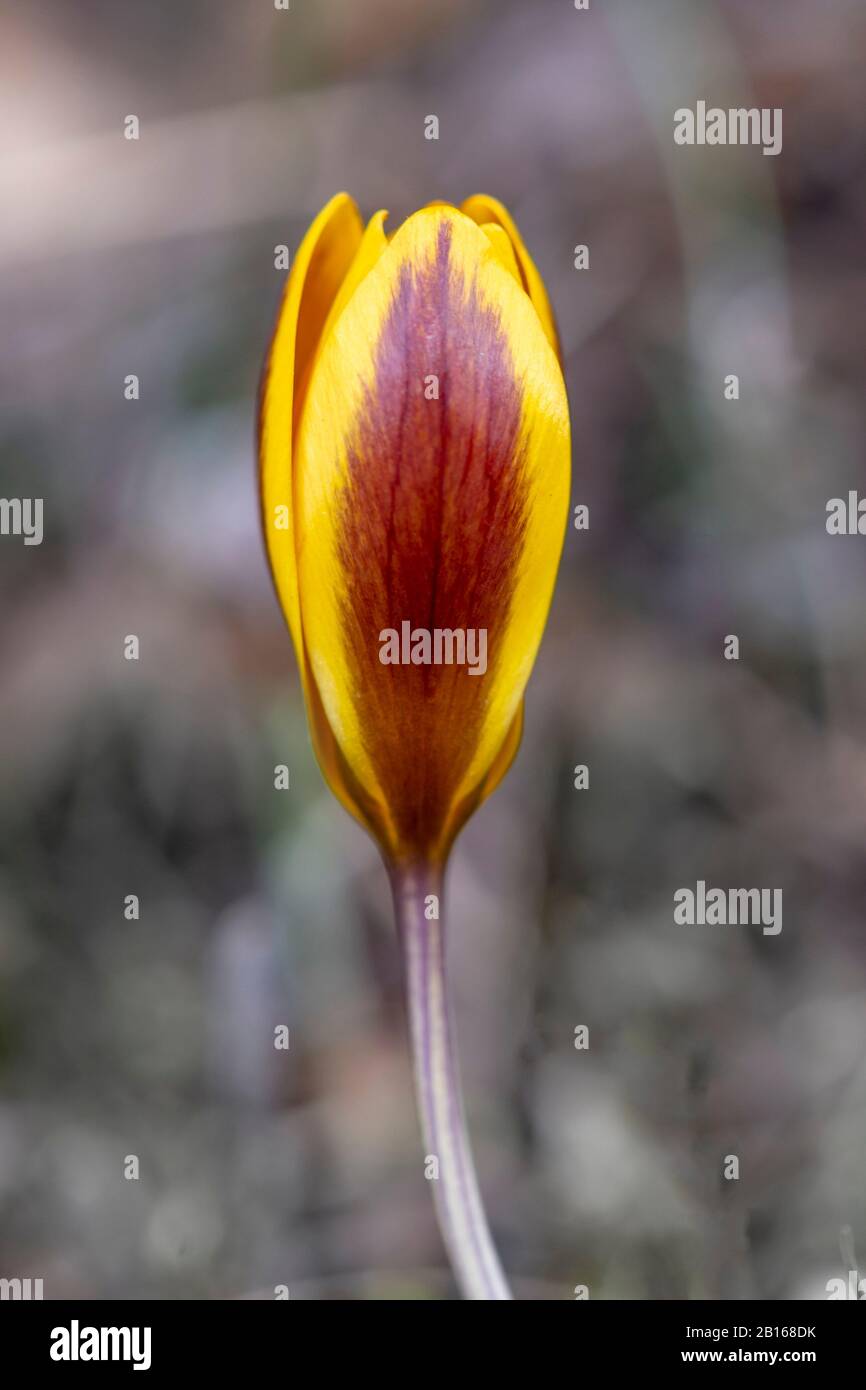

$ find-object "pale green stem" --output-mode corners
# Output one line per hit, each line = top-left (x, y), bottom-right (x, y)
(390, 862), (512, 1300)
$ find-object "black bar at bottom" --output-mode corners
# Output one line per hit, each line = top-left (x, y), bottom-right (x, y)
(0, 1299), (857, 1374)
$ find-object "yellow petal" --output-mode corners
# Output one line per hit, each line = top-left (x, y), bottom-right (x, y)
(260, 192), (372, 827)
(480, 223), (522, 288)
(476, 701), (524, 805)
(300, 209), (390, 411)
(447, 702), (525, 847)
(260, 191), (362, 658)
(295, 204), (570, 863)
(461, 193), (560, 358)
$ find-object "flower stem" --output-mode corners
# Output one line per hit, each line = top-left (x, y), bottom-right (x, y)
(390, 863), (512, 1300)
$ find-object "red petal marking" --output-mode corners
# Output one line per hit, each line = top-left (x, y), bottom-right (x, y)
(335, 220), (529, 861)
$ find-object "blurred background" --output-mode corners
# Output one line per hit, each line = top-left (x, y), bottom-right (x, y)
(1, 0), (865, 1300)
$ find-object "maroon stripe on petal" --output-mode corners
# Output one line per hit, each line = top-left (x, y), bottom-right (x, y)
(335, 220), (529, 861)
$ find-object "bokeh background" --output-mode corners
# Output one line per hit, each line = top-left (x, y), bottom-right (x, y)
(1, 0), (865, 1300)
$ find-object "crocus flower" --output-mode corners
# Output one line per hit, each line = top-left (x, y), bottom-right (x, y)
(259, 193), (570, 1299)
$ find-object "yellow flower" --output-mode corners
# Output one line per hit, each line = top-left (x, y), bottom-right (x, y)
(259, 193), (570, 868)
(259, 193), (571, 1300)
